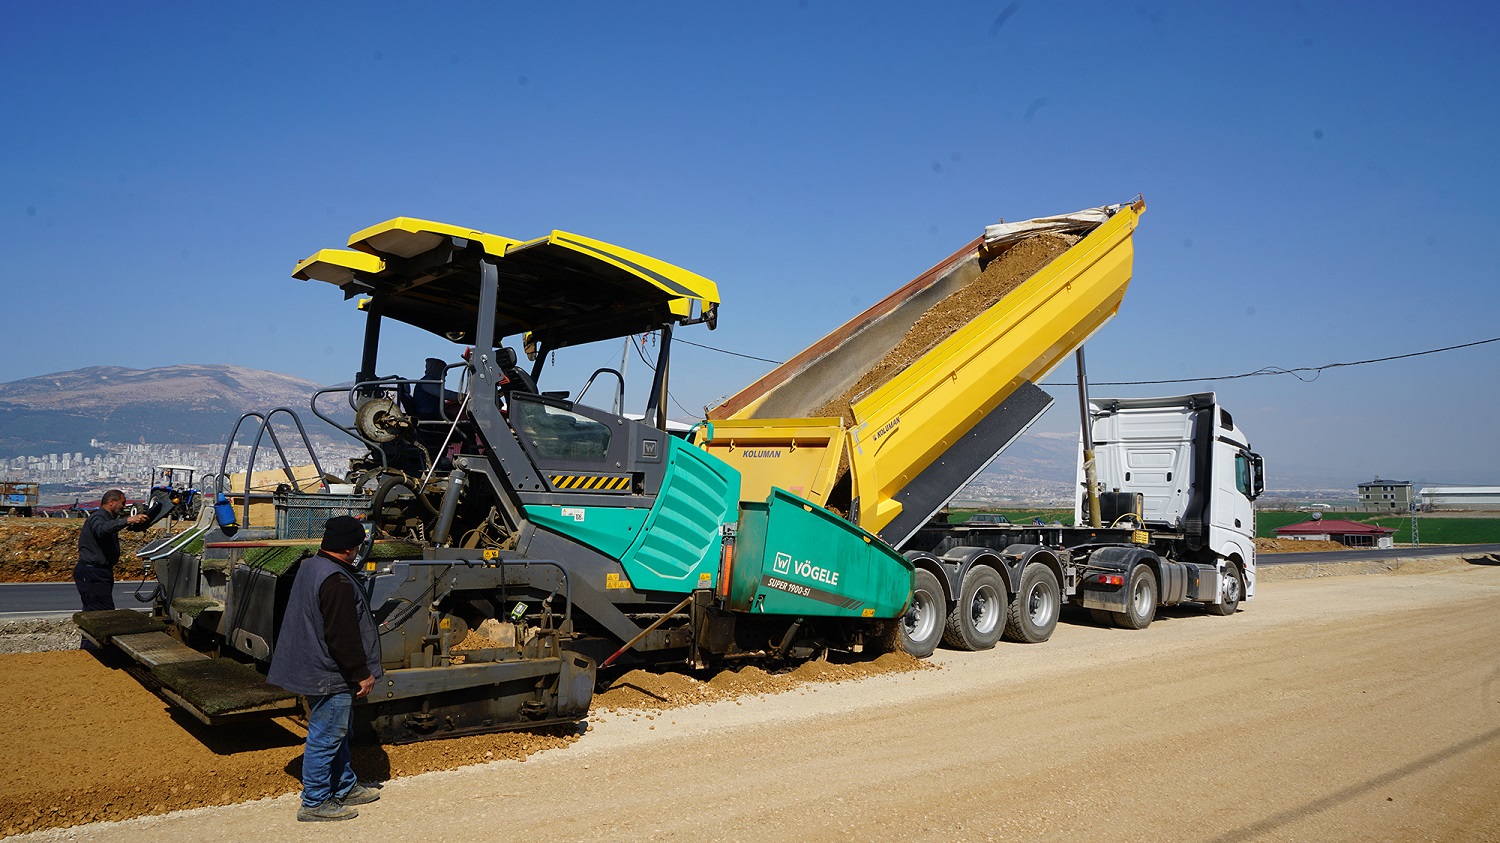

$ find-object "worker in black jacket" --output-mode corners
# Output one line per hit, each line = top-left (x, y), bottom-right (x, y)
(267, 515), (385, 822)
(73, 489), (147, 611)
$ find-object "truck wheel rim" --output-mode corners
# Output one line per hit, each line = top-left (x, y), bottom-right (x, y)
(1133, 580), (1152, 616)
(1027, 583), (1055, 627)
(970, 583), (1000, 635)
(906, 590), (937, 641)
(1223, 573), (1240, 604)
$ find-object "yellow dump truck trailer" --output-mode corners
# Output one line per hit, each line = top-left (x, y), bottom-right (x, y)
(701, 200), (1265, 657)
(703, 201), (1145, 547)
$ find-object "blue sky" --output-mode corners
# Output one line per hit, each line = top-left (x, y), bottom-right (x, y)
(4, 2), (1498, 486)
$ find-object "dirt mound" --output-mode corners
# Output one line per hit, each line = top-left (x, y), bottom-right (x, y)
(1255, 537), (1349, 553)
(0, 648), (575, 837)
(0, 518), (168, 582)
(593, 652), (932, 712)
(811, 233), (1078, 426)
(0, 643), (926, 836)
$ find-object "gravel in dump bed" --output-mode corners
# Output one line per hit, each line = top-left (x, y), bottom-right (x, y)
(811, 233), (1079, 427)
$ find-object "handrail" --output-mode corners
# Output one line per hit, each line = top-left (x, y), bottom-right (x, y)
(217, 408), (327, 527)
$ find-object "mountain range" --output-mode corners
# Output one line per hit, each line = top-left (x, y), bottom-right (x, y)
(13, 364), (1369, 502)
(0, 364), (334, 459)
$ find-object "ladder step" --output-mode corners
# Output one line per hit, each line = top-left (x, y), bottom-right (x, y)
(151, 658), (298, 723)
(72, 609), (168, 646)
(112, 631), (209, 668)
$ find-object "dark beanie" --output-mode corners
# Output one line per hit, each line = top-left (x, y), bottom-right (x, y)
(322, 515), (366, 552)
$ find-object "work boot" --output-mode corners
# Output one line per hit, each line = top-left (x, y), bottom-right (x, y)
(297, 801), (359, 822)
(338, 784), (381, 806)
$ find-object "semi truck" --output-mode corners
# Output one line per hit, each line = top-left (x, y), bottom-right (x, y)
(75, 197), (1263, 742)
(700, 200), (1264, 655)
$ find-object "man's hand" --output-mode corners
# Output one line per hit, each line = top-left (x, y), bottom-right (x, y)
(356, 675), (375, 698)
(127, 514), (148, 526)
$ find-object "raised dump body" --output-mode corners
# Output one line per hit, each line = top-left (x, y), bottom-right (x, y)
(702, 200), (1145, 547)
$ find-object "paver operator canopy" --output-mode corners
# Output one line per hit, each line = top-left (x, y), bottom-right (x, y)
(293, 217), (721, 352)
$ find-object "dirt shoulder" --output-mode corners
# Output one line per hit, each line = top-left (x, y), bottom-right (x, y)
(0, 518), (167, 582)
(6, 555), (1500, 840)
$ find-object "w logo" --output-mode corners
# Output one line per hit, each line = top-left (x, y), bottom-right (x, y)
(772, 552), (792, 575)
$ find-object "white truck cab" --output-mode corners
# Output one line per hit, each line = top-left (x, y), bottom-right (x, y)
(1081, 392), (1265, 599)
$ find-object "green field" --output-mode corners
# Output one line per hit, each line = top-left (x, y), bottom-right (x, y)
(947, 508), (1075, 527)
(1257, 510), (1500, 544)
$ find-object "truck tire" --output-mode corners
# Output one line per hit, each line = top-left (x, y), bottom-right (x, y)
(1205, 560), (1243, 616)
(1003, 563), (1060, 644)
(1112, 564), (1158, 630)
(895, 569), (946, 658)
(942, 566), (1005, 651)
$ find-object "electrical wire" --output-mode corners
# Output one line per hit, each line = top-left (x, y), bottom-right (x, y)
(673, 337), (785, 365)
(631, 333), (699, 419)
(1041, 335), (1500, 387)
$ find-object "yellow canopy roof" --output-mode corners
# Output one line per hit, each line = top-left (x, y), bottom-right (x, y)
(293, 217), (720, 348)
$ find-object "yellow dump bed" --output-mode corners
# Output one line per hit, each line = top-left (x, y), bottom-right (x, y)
(702, 200), (1145, 545)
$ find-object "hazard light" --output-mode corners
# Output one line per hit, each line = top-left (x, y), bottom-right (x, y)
(1097, 573), (1124, 586)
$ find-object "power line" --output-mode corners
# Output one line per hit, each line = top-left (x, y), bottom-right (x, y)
(630, 334), (698, 419)
(673, 337), (784, 365)
(1042, 335), (1500, 386)
(672, 329), (1500, 389)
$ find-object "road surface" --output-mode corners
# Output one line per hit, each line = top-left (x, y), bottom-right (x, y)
(1260, 543), (1500, 565)
(8, 554), (1499, 841)
(0, 580), (155, 618)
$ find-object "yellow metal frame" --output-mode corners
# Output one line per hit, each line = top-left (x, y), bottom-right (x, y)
(294, 217), (722, 343)
(846, 202), (1144, 533)
(291, 249), (387, 285)
(347, 217), (521, 259)
(510, 230), (721, 313)
(695, 417), (846, 507)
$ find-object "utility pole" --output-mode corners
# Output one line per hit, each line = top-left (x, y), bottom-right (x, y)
(1409, 492), (1420, 548)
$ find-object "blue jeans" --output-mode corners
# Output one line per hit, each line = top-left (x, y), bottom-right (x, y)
(301, 691), (358, 808)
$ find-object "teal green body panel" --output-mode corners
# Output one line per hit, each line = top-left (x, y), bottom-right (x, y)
(613, 437), (741, 593)
(731, 487), (913, 619)
(523, 504), (650, 560)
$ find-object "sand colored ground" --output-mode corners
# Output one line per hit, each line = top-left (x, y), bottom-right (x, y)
(0, 646), (926, 836)
(4, 554), (1499, 840)
(6, 553), (1497, 841)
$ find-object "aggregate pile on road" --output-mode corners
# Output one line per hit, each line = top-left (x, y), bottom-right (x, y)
(810, 233), (1079, 426)
(1255, 537), (1349, 553)
(0, 647), (929, 836)
(0, 518), (165, 582)
(593, 651), (931, 711)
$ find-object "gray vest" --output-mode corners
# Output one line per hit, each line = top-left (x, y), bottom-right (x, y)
(267, 552), (384, 696)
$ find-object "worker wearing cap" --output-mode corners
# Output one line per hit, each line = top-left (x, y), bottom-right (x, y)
(267, 515), (385, 822)
(74, 489), (148, 612)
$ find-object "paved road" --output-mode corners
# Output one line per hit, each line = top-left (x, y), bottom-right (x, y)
(0, 580), (156, 618)
(1260, 543), (1500, 566)
(1, 544), (1496, 617)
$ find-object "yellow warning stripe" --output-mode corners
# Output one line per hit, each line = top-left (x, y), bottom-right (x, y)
(548, 474), (631, 491)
